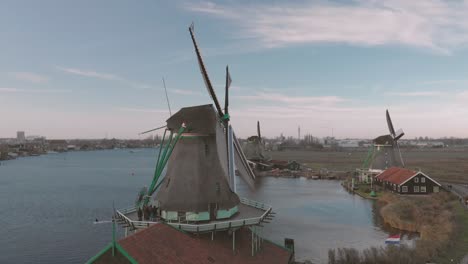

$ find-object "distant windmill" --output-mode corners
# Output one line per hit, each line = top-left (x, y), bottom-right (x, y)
(243, 121), (269, 165)
(363, 109), (405, 172)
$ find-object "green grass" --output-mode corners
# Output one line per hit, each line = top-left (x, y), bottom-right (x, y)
(434, 202), (468, 263)
(354, 183), (382, 199)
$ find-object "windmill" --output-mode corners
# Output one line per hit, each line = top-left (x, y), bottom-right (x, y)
(360, 110), (405, 182)
(243, 121), (272, 170)
(114, 25), (272, 246)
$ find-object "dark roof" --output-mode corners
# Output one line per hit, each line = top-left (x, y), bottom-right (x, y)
(375, 167), (441, 186)
(117, 224), (292, 264)
(373, 135), (394, 145)
(166, 104), (218, 134)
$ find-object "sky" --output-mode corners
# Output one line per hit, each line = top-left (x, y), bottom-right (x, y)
(2, 0), (468, 139)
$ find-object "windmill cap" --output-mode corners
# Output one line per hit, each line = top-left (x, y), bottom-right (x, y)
(166, 104), (218, 134)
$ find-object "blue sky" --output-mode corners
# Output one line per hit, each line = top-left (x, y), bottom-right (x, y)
(2, 0), (468, 139)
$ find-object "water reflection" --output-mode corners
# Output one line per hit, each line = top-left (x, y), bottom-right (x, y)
(238, 177), (416, 263)
(0, 150), (416, 264)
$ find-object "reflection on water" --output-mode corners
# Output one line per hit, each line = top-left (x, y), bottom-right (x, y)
(0, 149), (413, 264)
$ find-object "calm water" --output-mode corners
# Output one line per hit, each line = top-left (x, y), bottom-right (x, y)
(1, 149), (398, 264)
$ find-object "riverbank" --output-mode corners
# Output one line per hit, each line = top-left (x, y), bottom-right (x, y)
(379, 192), (468, 263)
(341, 180), (381, 200)
(328, 191), (467, 263)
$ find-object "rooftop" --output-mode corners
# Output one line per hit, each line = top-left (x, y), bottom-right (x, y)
(91, 223), (292, 264)
(376, 167), (418, 185)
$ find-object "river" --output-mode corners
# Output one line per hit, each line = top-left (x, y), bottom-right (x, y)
(0, 148), (406, 263)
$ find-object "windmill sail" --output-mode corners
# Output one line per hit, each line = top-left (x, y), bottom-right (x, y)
(188, 23), (256, 190)
(386, 110), (405, 167)
(224, 66), (231, 116)
(189, 23), (224, 118)
(140, 125), (167, 135)
(233, 131), (256, 188)
(257, 121), (262, 141)
(386, 109), (396, 137)
(163, 77), (172, 116)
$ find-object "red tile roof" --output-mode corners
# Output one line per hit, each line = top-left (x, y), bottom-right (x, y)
(376, 167), (418, 185)
(118, 223), (292, 264)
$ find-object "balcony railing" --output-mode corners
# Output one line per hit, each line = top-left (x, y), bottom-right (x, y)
(115, 198), (273, 233)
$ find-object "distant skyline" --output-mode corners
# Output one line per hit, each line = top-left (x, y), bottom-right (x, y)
(2, 0), (468, 139)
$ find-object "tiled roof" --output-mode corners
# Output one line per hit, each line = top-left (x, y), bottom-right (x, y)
(117, 223), (292, 264)
(376, 167), (418, 185)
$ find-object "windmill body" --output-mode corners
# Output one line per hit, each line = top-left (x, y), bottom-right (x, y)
(243, 136), (265, 161)
(154, 104), (240, 221)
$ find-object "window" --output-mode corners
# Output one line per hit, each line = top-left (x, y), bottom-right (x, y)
(402, 186), (408, 193)
(421, 186), (426, 193)
(421, 177), (426, 183)
(393, 185), (396, 190)
(433, 186), (439, 193)
(414, 186), (419, 192)
(398, 186), (400, 192)
(414, 177), (419, 183)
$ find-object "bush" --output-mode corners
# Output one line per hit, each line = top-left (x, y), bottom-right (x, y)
(328, 246), (429, 264)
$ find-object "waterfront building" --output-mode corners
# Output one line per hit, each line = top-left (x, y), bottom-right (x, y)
(374, 167), (441, 194)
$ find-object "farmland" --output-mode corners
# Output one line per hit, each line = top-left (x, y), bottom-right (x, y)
(269, 148), (468, 183)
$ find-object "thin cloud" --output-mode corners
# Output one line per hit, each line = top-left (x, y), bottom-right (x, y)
(171, 89), (202, 95)
(385, 91), (443, 97)
(419, 79), (468, 85)
(57, 67), (122, 81)
(117, 107), (169, 114)
(0, 87), (22, 92)
(8, 72), (49, 83)
(185, 0), (468, 53)
(57, 66), (156, 91)
(0, 87), (70, 94)
(234, 92), (346, 105)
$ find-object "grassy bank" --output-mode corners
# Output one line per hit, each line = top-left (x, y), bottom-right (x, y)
(328, 192), (465, 263)
(434, 202), (468, 263)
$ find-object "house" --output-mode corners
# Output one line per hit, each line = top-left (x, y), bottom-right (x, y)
(88, 223), (294, 264)
(375, 167), (441, 194)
